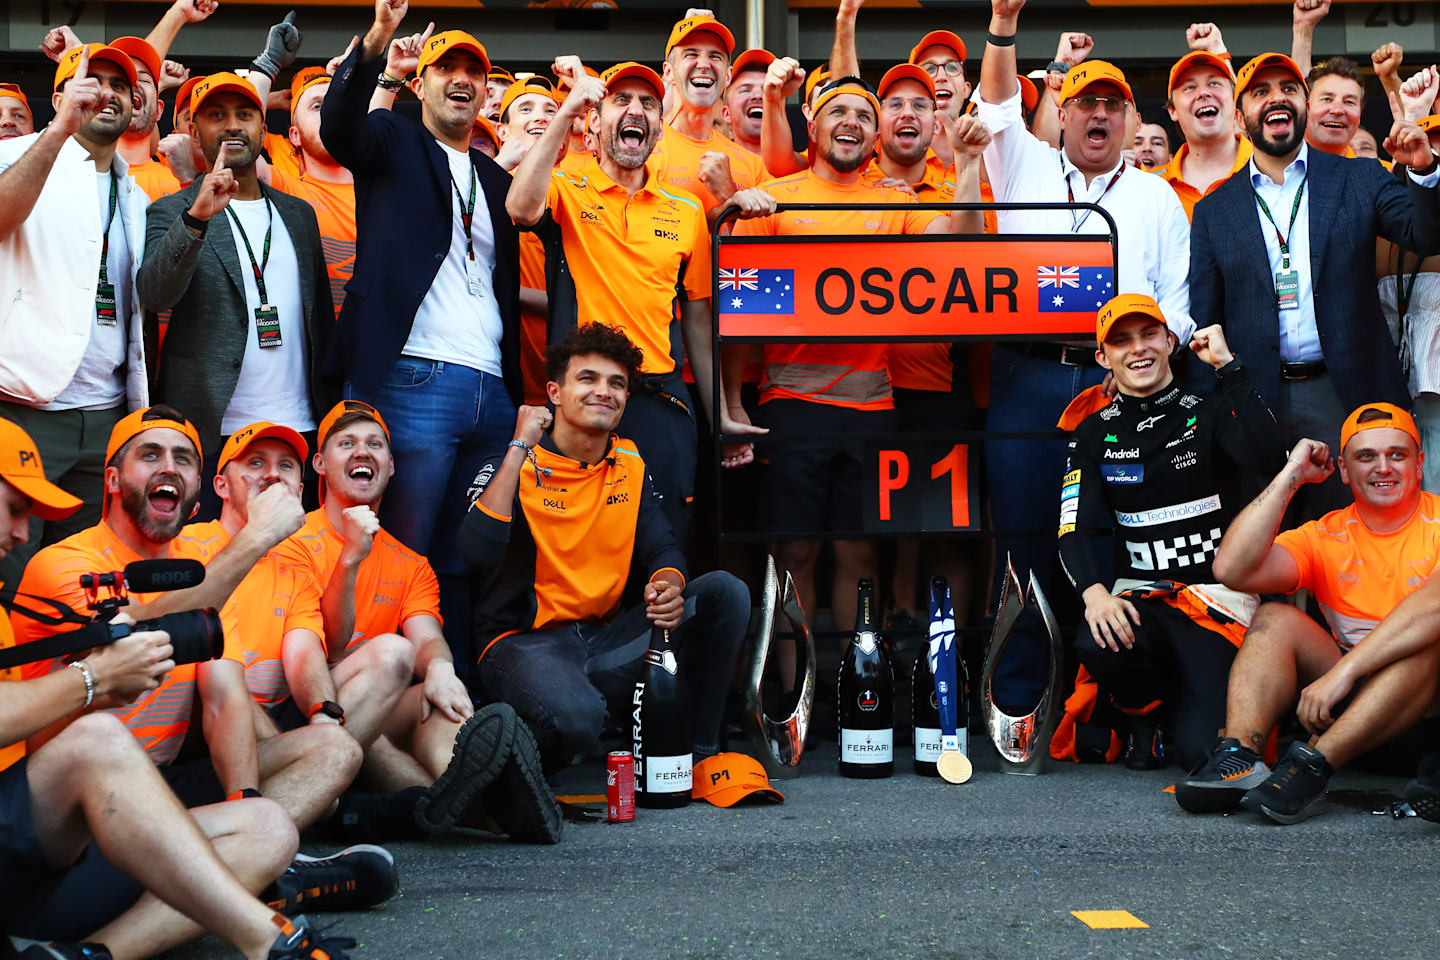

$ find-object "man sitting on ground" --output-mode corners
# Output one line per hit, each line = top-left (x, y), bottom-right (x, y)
(1180, 404), (1440, 823)
(459, 324), (750, 771)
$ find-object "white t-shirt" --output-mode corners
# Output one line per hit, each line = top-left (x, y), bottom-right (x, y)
(41, 171), (130, 411)
(403, 142), (504, 377)
(220, 196), (315, 434)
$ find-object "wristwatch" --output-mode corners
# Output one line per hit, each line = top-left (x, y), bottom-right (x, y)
(309, 700), (346, 725)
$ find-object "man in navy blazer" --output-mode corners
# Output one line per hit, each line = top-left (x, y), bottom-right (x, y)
(1191, 52), (1440, 514)
(319, 0), (521, 674)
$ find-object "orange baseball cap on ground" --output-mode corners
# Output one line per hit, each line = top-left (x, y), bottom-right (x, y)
(1340, 403), (1422, 453)
(730, 49), (775, 81)
(417, 30), (490, 78)
(54, 43), (138, 92)
(1168, 50), (1234, 93)
(191, 72), (264, 113)
(109, 36), (162, 84)
(216, 422), (308, 475)
(909, 30), (967, 65)
(0, 419), (81, 521)
(0, 82), (28, 110)
(1059, 60), (1133, 105)
(290, 65), (331, 107)
(1096, 293), (1166, 343)
(666, 14), (735, 58)
(173, 74), (203, 125)
(692, 753), (785, 807)
(499, 75), (559, 122)
(601, 62), (664, 100)
(878, 63), (936, 101)
(1235, 52), (1307, 100)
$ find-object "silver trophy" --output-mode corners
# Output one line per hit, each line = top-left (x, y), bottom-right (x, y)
(981, 555), (1065, 775)
(740, 554), (817, 780)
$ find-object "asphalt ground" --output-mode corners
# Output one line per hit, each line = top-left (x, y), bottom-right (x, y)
(167, 736), (1440, 960)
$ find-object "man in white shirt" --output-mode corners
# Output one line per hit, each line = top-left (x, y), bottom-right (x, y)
(973, 0), (1193, 713)
(136, 72), (334, 520)
(0, 44), (151, 552)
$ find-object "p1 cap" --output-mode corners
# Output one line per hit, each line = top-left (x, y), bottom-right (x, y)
(290, 65), (331, 107)
(877, 63), (937, 102)
(54, 43), (138, 92)
(0, 82), (28, 110)
(811, 76), (881, 122)
(1419, 114), (1440, 134)
(472, 113), (500, 148)
(105, 406), (204, 469)
(1059, 60), (1134, 105)
(316, 401), (391, 504)
(730, 49), (775, 81)
(173, 74), (203, 126)
(1096, 293), (1166, 343)
(216, 422), (308, 475)
(1235, 52), (1307, 100)
(109, 36), (162, 84)
(600, 62), (664, 100)
(692, 753), (785, 807)
(488, 66), (515, 85)
(804, 66), (831, 105)
(1168, 50), (1234, 93)
(499, 75), (559, 122)
(416, 30), (491, 78)
(1340, 402), (1422, 453)
(191, 72), (264, 113)
(908, 29), (967, 66)
(0, 419), (81, 521)
(665, 14), (735, 58)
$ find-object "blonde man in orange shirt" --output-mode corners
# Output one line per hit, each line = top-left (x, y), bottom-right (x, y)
(1159, 33), (1252, 222)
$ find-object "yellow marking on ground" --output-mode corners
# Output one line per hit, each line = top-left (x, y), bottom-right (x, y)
(555, 794), (607, 804)
(1071, 910), (1149, 930)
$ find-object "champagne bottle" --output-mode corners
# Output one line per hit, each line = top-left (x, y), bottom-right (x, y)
(912, 646), (942, 777)
(633, 625), (692, 808)
(838, 579), (894, 778)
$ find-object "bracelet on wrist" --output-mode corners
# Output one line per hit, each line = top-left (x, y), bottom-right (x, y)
(69, 660), (95, 708)
(508, 439), (532, 453)
(181, 210), (209, 234)
(1046, 60), (1069, 74)
(987, 31), (1017, 47)
(376, 72), (406, 91)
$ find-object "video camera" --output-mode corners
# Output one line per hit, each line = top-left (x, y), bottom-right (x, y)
(0, 559), (224, 670)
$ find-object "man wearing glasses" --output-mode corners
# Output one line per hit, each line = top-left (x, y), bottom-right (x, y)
(973, 0), (1193, 716)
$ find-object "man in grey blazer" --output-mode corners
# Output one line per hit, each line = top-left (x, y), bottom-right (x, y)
(138, 72), (334, 518)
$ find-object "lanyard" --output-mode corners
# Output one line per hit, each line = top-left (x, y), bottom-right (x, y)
(1252, 171), (1307, 271)
(98, 171), (118, 284)
(1064, 158), (1124, 233)
(1396, 248), (1426, 321)
(451, 162), (478, 262)
(224, 196), (274, 304)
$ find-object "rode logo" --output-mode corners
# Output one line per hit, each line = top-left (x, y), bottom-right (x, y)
(654, 228), (679, 242)
(606, 492), (629, 505)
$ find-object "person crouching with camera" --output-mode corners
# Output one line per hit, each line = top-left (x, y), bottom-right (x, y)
(0, 416), (356, 959)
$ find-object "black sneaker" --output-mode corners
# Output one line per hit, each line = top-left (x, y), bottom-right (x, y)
(480, 716), (563, 844)
(1241, 741), (1334, 824)
(268, 914), (357, 960)
(1123, 713), (1167, 771)
(1175, 737), (1271, 813)
(266, 844), (399, 912)
(12, 944), (112, 959)
(327, 787), (429, 845)
(414, 703), (517, 833)
(1403, 751), (1440, 823)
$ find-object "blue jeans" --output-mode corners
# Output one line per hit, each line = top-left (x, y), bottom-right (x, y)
(985, 345), (1110, 711)
(346, 356), (515, 675)
(477, 572), (751, 771)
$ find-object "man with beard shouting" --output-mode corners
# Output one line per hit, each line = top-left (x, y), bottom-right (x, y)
(1191, 52), (1440, 516)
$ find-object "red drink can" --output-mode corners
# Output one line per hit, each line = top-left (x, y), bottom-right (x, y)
(606, 751), (635, 822)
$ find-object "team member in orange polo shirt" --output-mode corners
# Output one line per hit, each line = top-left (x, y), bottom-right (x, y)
(1184, 404), (1440, 824)
(1159, 46), (1252, 222)
(274, 401), (561, 842)
(0, 82), (33, 140)
(723, 48), (773, 157)
(728, 77), (988, 636)
(109, 36), (182, 201)
(509, 58), (766, 538)
(650, 13), (768, 221)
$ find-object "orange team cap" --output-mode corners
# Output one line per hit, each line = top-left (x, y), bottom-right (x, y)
(488, 65), (515, 85)
(665, 14), (736, 58)
(191, 72), (264, 113)
(811, 76), (881, 122)
(909, 29), (967, 65)
(215, 422), (308, 475)
(1059, 60), (1133, 105)
(109, 36), (162, 84)
(173, 74), (203, 125)
(0, 418), (81, 521)
(1096, 293), (1166, 343)
(417, 30), (490, 77)
(290, 65), (331, 107)
(730, 48), (776, 82)
(1234, 52), (1307, 100)
(601, 62), (664, 100)
(54, 43), (138, 92)
(1340, 402), (1422, 453)
(804, 66), (831, 105)
(692, 753), (785, 807)
(101, 408), (204, 515)
(316, 400), (391, 503)
(1418, 115), (1440, 133)
(0, 82), (28, 110)
(1168, 50), (1234, 93)
(472, 113), (499, 149)
(877, 63), (936, 101)
(1017, 73), (1040, 112)
(499, 75), (559, 122)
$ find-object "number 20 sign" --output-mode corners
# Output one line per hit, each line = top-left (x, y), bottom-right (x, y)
(862, 439), (980, 534)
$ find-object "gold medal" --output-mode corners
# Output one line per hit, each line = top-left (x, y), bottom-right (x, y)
(936, 749), (972, 784)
